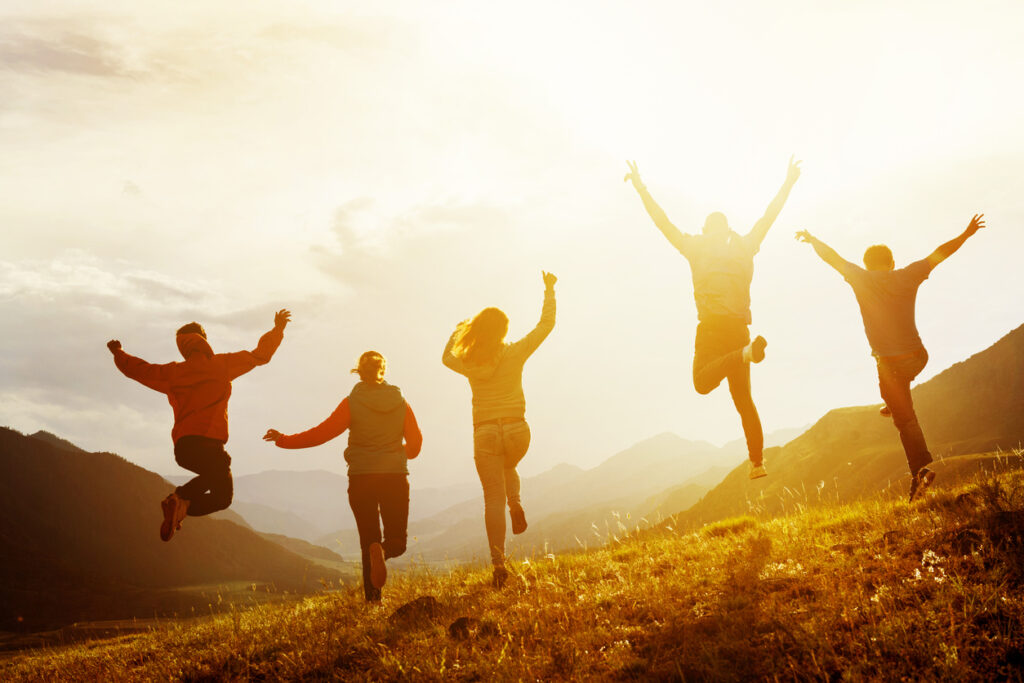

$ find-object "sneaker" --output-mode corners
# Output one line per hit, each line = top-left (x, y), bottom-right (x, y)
(879, 405), (892, 418)
(492, 566), (509, 589)
(160, 493), (179, 542)
(909, 468), (936, 502)
(749, 462), (768, 480)
(743, 335), (768, 364)
(369, 542), (387, 589)
(510, 507), (528, 535)
(174, 496), (190, 531)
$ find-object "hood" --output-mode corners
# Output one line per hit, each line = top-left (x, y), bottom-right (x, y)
(350, 381), (405, 413)
(176, 333), (214, 360)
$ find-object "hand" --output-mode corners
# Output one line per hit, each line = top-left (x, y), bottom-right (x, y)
(786, 155), (802, 184)
(794, 230), (813, 243)
(965, 213), (985, 236)
(263, 429), (283, 443)
(107, 339), (122, 354)
(542, 271), (558, 288)
(623, 160), (645, 191)
(274, 309), (291, 329)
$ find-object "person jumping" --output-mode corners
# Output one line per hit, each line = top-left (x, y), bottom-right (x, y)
(796, 213), (986, 501)
(624, 158), (801, 479)
(107, 309), (291, 541)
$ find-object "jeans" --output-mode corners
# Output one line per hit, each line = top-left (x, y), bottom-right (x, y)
(692, 317), (764, 465)
(348, 473), (409, 601)
(174, 435), (233, 517)
(876, 349), (932, 476)
(473, 419), (531, 566)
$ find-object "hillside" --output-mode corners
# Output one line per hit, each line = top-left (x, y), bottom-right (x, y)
(0, 428), (344, 631)
(4, 454), (1022, 680)
(673, 324), (1024, 529)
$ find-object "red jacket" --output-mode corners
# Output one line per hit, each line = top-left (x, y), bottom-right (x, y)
(113, 327), (284, 444)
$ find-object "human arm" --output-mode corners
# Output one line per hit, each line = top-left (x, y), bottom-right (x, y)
(107, 340), (173, 393)
(442, 326), (467, 375)
(403, 404), (423, 459)
(224, 309), (291, 380)
(747, 156), (802, 250)
(263, 398), (350, 449)
(508, 271), (557, 360)
(623, 160), (691, 254)
(926, 214), (985, 269)
(795, 230), (851, 275)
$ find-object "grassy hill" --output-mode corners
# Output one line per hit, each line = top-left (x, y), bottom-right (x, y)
(4, 452), (1022, 681)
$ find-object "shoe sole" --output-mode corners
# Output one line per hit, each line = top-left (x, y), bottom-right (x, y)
(369, 542), (387, 589)
(749, 470), (768, 480)
(751, 336), (767, 363)
(160, 497), (176, 542)
(510, 510), (528, 535)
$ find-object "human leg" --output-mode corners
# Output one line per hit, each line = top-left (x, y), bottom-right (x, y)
(173, 436), (233, 516)
(501, 421), (531, 534)
(378, 474), (410, 560)
(473, 424), (507, 566)
(726, 362), (765, 467)
(876, 351), (932, 477)
(692, 319), (749, 395)
(348, 474), (384, 601)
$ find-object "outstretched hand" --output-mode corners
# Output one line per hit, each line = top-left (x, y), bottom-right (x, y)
(786, 155), (802, 184)
(623, 160), (644, 191)
(107, 339), (122, 354)
(794, 230), (814, 243)
(965, 213), (986, 236)
(263, 429), (283, 443)
(274, 309), (291, 330)
(542, 271), (558, 288)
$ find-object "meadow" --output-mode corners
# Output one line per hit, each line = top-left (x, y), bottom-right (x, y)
(4, 454), (1023, 682)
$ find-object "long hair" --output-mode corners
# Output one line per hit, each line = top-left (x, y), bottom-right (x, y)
(452, 307), (509, 366)
(351, 351), (386, 383)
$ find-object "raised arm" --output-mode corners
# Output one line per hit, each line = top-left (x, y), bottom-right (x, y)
(508, 272), (557, 360)
(926, 214), (985, 269)
(624, 161), (690, 253)
(224, 308), (291, 380)
(795, 231), (849, 274)
(107, 340), (172, 393)
(748, 156), (802, 249)
(442, 326), (467, 375)
(263, 398), (350, 450)
(403, 404), (423, 459)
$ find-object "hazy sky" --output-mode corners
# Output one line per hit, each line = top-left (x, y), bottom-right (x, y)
(3, 1), (1022, 488)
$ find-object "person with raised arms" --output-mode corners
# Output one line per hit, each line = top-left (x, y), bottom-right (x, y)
(108, 309), (291, 541)
(796, 213), (986, 501)
(443, 272), (557, 588)
(624, 158), (801, 480)
(264, 351), (422, 603)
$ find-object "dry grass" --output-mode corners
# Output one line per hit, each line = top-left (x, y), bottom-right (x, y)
(4, 465), (1024, 681)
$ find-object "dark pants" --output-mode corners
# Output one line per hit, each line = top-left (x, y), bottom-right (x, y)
(692, 317), (763, 465)
(877, 349), (932, 476)
(173, 435), (233, 517)
(348, 473), (410, 601)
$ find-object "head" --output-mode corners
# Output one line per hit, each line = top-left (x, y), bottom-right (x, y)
(175, 321), (212, 359)
(701, 212), (730, 238)
(176, 321), (207, 339)
(863, 244), (895, 272)
(453, 307), (509, 365)
(352, 350), (386, 384)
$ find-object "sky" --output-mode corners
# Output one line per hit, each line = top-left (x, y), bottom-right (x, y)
(2, 0), (1022, 489)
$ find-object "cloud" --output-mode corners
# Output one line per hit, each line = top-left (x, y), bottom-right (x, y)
(0, 20), (134, 77)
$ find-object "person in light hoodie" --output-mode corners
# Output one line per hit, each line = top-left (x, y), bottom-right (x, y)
(108, 309), (291, 541)
(443, 271), (556, 588)
(264, 351), (422, 603)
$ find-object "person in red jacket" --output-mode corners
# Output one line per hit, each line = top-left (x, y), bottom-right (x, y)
(107, 309), (291, 541)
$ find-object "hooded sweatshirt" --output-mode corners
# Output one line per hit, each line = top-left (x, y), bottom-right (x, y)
(442, 286), (555, 425)
(112, 326), (284, 444)
(274, 381), (422, 476)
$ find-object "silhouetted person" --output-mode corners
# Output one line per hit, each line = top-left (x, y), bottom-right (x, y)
(108, 309), (290, 541)
(796, 213), (987, 501)
(625, 158), (801, 479)
(443, 271), (556, 588)
(264, 351), (422, 602)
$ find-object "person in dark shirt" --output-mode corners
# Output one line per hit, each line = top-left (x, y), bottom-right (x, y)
(625, 157), (801, 480)
(796, 213), (986, 501)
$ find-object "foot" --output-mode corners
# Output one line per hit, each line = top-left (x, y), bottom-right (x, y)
(492, 566), (509, 589)
(160, 493), (180, 542)
(909, 467), (936, 502)
(743, 335), (768, 364)
(510, 506), (528, 535)
(369, 542), (387, 589)
(879, 405), (892, 418)
(748, 462), (767, 480)
(173, 496), (190, 531)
